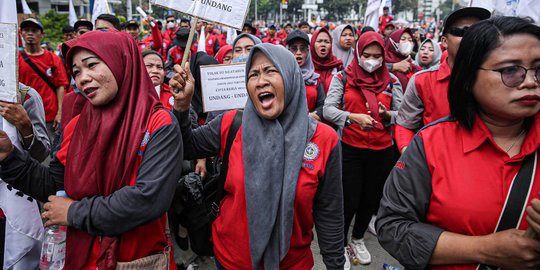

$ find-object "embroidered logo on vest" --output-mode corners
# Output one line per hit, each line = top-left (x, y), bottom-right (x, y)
(304, 142), (320, 161)
(138, 131), (150, 157)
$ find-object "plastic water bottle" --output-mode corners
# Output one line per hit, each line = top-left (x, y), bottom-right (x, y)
(383, 263), (402, 270)
(39, 190), (68, 270)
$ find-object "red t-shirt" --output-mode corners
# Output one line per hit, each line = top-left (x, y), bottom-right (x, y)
(212, 110), (339, 269)
(262, 36), (282, 45)
(18, 50), (69, 122)
(159, 84), (174, 110)
(379, 15), (394, 32)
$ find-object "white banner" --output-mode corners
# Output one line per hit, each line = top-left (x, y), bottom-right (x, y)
(0, 23), (18, 103)
(151, 0), (251, 30)
(200, 63), (247, 112)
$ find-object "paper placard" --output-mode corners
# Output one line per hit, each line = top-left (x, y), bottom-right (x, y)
(200, 63), (247, 112)
(0, 23), (18, 103)
(151, 0), (251, 30)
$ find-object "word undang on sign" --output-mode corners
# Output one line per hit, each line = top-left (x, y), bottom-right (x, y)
(151, 0), (251, 29)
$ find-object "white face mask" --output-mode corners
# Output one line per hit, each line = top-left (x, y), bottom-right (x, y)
(359, 58), (383, 73)
(398, 41), (414, 56)
(167, 22), (175, 29)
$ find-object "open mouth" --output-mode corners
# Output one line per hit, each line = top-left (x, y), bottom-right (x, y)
(258, 92), (275, 109)
(295, 57), (303, 64)
(320, 48), (327, 53)
(83, 87), (98, 97)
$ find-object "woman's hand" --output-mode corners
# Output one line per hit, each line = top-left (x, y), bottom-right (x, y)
(0, 130), (14, 162)
(479, 229), (540, 270)
(526, 197), (540, 237)
(392, 56), (412, 73)
(0, 101), (32, 136)
(378, 102), (391, 120)
(42, 195), (75, 227)
(309, 112), (321, 121)
(349, 113), (378, 131)
(170, 62), (195, 112)
(195, 158), (207, 179)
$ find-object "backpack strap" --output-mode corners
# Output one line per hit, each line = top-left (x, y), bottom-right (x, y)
(215, 110), (243, 203)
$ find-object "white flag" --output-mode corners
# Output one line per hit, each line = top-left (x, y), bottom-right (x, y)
(21, 0), (32, 14)
(69, 0), (78, 26)
(379, 0), (392, 15)
(198, 26), (206, 52)
(92, 0), (111, 25)
(226, 26), (237, 45)
(516, 0), (540, 24)
(364, 0), (382, 32)
(0, 0), (17, 23)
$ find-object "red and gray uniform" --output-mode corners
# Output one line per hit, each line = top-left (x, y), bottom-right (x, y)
(0, 110), (182, 268)
(395, 55), (451, 150)
(175, 109), (345, 270)
(141, 23), (164, 52)
(377, 114), (540, 270)
(305, 78), (326, 119)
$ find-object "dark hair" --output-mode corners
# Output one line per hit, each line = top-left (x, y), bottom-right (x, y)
(298, 21), (309, 28)
(142, 50), (164, 67)
(383, 6), (389, 10)
(166, 15), (176, 20)
(96, 14), (120, 29)
(180, 18), (190, 24)
(448, 16), (540, 130)
(63, 25), (74, 33)
(361, 26), (375, 34)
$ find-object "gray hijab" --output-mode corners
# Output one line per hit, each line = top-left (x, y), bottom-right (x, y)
(414, 38), (442, 69)
(232, 33), (262, 50)
(243, 43), (317, 269)
(332, 24), (355, 68)
(287, 42), (320, 85)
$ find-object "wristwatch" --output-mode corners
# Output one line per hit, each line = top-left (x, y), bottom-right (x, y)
(344, 115), (352, 127)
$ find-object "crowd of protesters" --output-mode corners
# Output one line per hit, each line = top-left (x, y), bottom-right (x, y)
(0, 5), (539, 270)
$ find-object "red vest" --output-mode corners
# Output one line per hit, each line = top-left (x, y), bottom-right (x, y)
(341, 79), (395, 150)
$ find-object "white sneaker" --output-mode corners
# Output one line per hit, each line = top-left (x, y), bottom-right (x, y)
(350, 238), (371, 265)
(344, 247), (351, 270)
(368, 215), (377, 236)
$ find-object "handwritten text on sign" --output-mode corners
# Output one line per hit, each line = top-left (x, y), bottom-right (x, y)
(200, 63), (247, 112)
(0, 23), (17, 103)
(151, 0), (250, 29)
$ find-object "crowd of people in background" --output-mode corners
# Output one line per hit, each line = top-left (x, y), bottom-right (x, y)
(0, 4), (539, 270)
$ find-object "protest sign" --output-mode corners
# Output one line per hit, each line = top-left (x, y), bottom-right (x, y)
(151, 0), (250, 29)
(200, 63), (247, 112)
(0, 23), (18, 103)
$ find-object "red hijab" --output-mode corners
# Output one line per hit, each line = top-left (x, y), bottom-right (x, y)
(384, 28), (417, 88)
(61, 30), (162, 269)
(215, 44), (232, 64)
(345, 32), (390, 130)
(310, 28), (343, 90)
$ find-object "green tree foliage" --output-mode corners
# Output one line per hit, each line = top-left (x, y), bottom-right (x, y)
(319, 0), (362, 21)
(392, 0), (419, 18)
(38, 10), (69, 48)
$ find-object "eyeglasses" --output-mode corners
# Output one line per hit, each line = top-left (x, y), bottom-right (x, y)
(288, 45), (308, 53)
(479, 65), (540, 87)
(446, 26), (469, 37)
(167, 20), (175, 23)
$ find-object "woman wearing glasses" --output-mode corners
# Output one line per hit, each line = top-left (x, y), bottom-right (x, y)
(286, 30), (325, 121)
(377, 16), (540, 270)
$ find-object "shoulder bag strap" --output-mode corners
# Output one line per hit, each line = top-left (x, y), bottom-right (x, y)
(215, 110), (243, 203)
(477, 150), (538, 270)
(20, 51), (57, 94)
